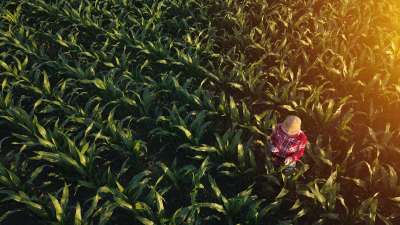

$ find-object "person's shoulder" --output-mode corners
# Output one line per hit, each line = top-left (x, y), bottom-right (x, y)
(298, 130), (308, 141)
(272, 123), (282, 133)
(275, 123), (283, 129)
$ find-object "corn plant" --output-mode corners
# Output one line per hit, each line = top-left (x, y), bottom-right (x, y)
(1, 0), (400, 224)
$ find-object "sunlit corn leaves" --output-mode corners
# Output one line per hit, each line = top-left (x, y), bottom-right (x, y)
(1, 0), (400, 224)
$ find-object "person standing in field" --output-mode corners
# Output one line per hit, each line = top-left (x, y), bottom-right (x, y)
(269, 115), (308, 173)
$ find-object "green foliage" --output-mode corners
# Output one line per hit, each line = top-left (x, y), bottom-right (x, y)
(0, 0), (400, 224)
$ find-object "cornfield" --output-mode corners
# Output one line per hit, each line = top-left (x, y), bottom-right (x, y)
(1, 0), (400, 224)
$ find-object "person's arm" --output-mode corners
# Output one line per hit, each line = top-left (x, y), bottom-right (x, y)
(269, 125), (280, 154)
(290, 134), (308, 162)
(270, 124), (279, 144)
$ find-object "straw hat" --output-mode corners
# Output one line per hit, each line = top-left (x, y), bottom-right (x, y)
(282, 115), (301, 136)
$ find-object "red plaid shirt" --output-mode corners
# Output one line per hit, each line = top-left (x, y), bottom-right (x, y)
(270, 123), (308, 162)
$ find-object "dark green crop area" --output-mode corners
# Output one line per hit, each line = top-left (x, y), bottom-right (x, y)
(1, 0), (400, 224)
